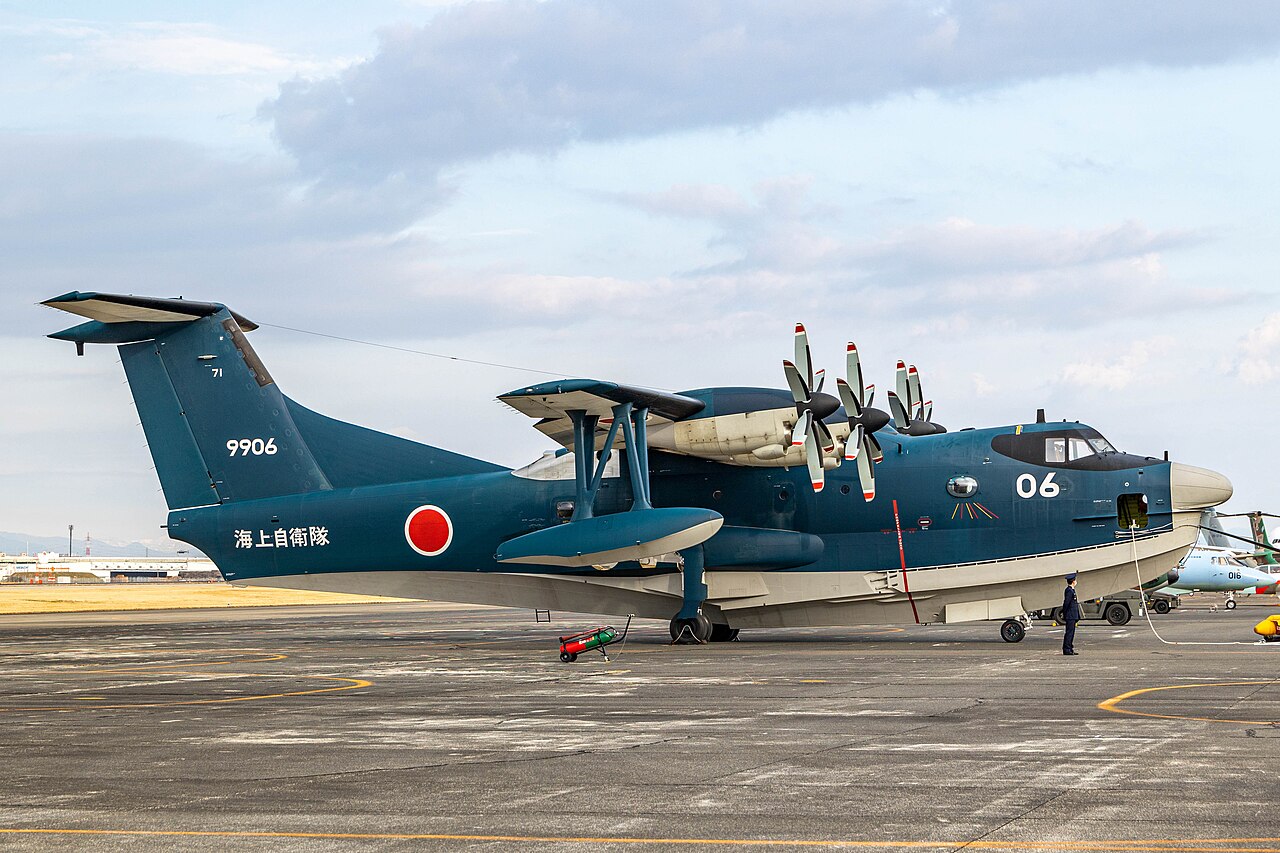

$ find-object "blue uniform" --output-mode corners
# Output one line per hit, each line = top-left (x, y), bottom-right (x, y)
(1062, 584), (1081, 655)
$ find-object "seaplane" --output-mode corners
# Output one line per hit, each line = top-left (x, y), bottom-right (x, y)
(42, 292), (1232, 643)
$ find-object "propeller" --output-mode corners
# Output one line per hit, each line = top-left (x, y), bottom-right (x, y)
(835, 342), (890, 501)
(783, 323), (840, 492)
(887, 361), (946, 436)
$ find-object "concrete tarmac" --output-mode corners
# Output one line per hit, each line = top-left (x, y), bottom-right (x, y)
(0, 597), (1278, 852)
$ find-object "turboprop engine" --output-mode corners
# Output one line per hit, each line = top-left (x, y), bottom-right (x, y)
(645, 324), (898, 497)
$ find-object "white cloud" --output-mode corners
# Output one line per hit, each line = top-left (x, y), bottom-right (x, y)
(1231, 312), (1280, 385)
(1057, 337), (1175, 391)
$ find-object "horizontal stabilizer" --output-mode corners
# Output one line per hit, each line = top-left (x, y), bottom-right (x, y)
(496, 507), (723, 567)
(42, 291), (258, 335)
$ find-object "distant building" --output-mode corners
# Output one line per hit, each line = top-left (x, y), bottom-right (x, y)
(0, 552), (221, 584)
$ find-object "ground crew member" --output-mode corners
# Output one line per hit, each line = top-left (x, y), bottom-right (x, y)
(1062, 573), (1081, 655)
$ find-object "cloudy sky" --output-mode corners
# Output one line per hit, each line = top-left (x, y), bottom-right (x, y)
(3, 1), (1280, 548)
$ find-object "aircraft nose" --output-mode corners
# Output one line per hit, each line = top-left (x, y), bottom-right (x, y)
(1169, 463), (1233, 510)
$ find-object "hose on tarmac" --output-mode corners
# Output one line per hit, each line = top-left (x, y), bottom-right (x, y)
(1128, 524), (1274, 647)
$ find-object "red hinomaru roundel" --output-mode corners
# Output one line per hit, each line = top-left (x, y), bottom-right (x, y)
(404, 505), (453, 557)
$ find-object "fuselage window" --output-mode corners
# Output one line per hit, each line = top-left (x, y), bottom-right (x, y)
(1068, 438), (1094, 461)
(1045, 438), (1066, 463)
(1089, 437), (1116, 453)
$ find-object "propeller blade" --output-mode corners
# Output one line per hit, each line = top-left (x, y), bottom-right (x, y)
(907, 365), (922, 413)
(846, 423), (864, 461)
(868, 432), (883, 463)
(792, 409), (812, 448)
(887, 391), (910, 430)
(894, 361), (910, 412)
(836, 378), (862, 418)
(782, 360), (809, 404)
(805, 433), (824, 492)
(813, 368), (826, 394)
(865, 383), (875, 408)
(856, 436), (875, 501)
(923, 400), (933, 421)
(815, 418), (835, 454)
(794, 323), (813, 390)
(846, 343), (866, 408)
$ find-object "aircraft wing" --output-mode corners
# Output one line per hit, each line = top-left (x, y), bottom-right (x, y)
(499, 379), (705, 448)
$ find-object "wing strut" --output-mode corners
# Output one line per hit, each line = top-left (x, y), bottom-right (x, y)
(497, 402), (721, 568)
(568, 402), (652, 519)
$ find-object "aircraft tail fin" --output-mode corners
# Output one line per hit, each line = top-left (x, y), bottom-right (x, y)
(43, 292), (501, 511)
(1246, 511), (1280, 565)
(1200, 510), (1234, 549)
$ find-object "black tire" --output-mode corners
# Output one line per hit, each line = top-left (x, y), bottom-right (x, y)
(1153, 599), (1171, 615)
(1226, 599), (1237, 610)
(559, 651), (576, 663)
(709, 623), (738, 642)
(670, 614), (712, 644)
(1000, 619), (1026, 643)
(1104, 603), (1131, 626)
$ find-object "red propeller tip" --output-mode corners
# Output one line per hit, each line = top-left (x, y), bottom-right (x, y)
(812, 481), (824, 492)
(847, 342), (856, 352)
(908, 365), (919, 375)
(863, 491), (875, 500)
(794, 323), (806, 334)
(896, 360), (906, 369)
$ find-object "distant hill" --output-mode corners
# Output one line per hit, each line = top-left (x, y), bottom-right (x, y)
(0, 532), (196, 558)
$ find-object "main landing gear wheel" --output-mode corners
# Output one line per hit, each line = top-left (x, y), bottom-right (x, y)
(709, 623), (740, 642)
(1104, 603), (1131, 626)
(670, 614), (712, 644)
(1153, 599), (1171, 615)
(1226, 599), (1238, 610)
(1000, 619), (1026, 643)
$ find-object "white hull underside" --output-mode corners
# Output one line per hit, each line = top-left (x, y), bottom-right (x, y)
(246, 515), (1199, 629)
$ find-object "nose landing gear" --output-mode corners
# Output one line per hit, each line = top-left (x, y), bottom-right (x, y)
(1000, 615), (1032, 643)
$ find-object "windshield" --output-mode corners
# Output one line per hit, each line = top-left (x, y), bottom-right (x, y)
(1089, 437), (1116, 453)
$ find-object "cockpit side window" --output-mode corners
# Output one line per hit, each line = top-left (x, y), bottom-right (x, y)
(992, 428), (1142, 470)
(1068, 438), (1094, 461)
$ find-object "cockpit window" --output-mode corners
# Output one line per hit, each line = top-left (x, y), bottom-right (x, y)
(1068, 438), (1094, 461)
(1045, 437), (1099, 462)
(992, 427), (1142, 471)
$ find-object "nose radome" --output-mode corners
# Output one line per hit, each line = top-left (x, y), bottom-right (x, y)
(1169, 463), (1233, 510)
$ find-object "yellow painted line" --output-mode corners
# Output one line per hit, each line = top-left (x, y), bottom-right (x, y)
(1, 829), (1280, 850)
(1098, 680), (1280, 725)
(0, 672), (372, 713)
(95, 652), (289, 671)
(73, 697), (106, 701)
(799, 679), (829, 683)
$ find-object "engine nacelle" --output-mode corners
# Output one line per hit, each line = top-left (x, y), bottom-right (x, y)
(647, 409), (851, 467)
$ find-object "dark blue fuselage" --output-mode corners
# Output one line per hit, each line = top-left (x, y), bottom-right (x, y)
(169, 420), (1171, 583)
